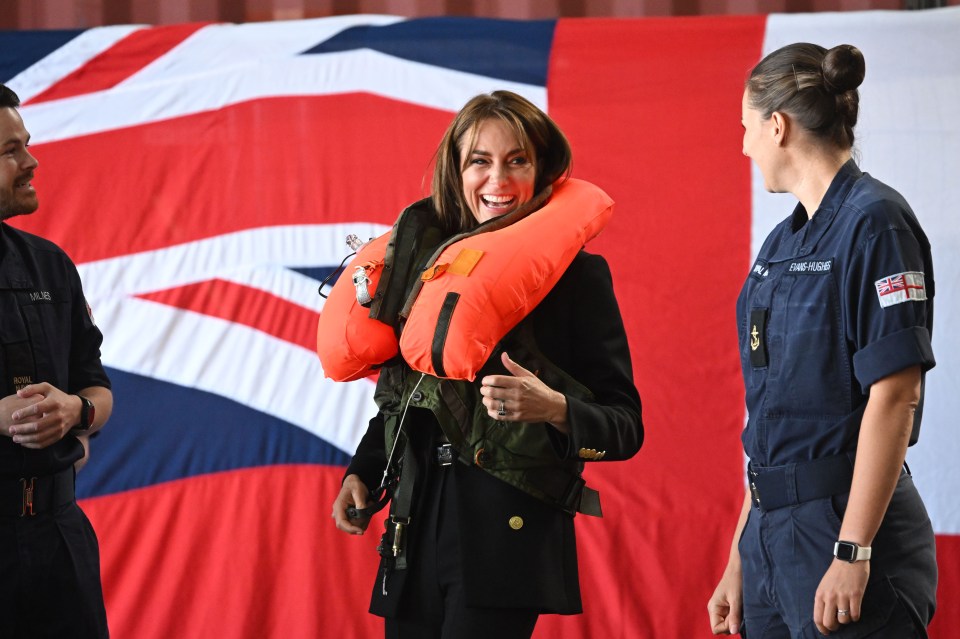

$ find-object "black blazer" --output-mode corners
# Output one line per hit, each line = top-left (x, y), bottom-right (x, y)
(347, 250), (643, 615)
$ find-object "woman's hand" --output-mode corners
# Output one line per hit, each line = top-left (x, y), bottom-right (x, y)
(813, 559), (869, 635)
(479, 351), (569, 432)
(708, 563), (744, 635)
(332, 474), (373, 535)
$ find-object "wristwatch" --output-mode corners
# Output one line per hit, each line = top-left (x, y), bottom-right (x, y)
(834, 540), (872, 563)
(74, 395), (95, 432)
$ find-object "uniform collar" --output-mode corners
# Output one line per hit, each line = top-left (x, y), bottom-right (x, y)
(790, 158), (861, 232)
(0, 222), (33, 289)
(769, 159), (861, 264)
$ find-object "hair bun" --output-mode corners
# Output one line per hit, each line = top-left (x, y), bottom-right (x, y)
(821, 44), (865, 94)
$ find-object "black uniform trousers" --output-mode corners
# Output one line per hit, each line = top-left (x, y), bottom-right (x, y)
(0, 498), (109, 639)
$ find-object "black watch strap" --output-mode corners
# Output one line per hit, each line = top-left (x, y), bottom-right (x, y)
(75, 395), (95, 431)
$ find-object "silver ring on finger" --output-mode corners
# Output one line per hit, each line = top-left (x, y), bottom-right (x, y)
(837, 609), (849, 617)
(497, 400), (506, 417)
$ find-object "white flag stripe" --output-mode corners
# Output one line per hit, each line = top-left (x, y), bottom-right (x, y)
(216, 265), (333, 315)
(756, 8), (960, 533)
(119, 15), (404, 88)
(77, 223), (390, 304)
(97, 295), (376, 454)
(22, 47), (547, 145)
(6, 25), (145, 103)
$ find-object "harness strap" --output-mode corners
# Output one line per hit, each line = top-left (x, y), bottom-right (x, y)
(387, 441), (417, 570)
(523, 466), (602, 517)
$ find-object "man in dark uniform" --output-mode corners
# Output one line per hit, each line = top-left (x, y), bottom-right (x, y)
(0, 83), (113, 638)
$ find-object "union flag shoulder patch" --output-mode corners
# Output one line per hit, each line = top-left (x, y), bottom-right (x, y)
(874, 271), (927, 308)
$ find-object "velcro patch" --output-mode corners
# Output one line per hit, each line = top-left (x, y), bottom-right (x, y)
(446, 249), (484, 276)
(875, 271), (926, 308)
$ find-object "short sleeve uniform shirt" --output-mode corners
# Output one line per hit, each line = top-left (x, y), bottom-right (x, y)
(737, 160), (935, 467)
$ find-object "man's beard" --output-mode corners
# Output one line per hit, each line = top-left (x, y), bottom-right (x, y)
(0, 193), (39, 220)
(0, 207), (36, 221)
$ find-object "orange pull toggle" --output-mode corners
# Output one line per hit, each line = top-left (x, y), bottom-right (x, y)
(421, 263), (449, 281)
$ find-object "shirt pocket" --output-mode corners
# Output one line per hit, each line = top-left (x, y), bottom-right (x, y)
(767, 271), (851, 418)
(16, 287), (70, 389)
(0, 294), (37, 395)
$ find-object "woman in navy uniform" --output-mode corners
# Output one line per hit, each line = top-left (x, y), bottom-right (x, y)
(707, 44), (937, 637)
(330, 91), (642, 638)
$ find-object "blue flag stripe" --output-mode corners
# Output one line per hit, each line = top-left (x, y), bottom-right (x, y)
(303, 17), (556, 87)
(0, 29), (86, 84)
(77, 368), (353, 499)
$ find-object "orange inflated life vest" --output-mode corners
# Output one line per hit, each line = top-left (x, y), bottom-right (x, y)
(316, 178), (614, 382)
(315, 233), (396, 382)
(399, 178), (613, 380)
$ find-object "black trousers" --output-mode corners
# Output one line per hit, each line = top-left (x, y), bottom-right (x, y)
(0, 501), (109, 639)
(382, 448), (539, 639)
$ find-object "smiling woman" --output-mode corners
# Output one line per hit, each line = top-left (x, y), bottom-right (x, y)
(459, 118), (536, 223)
(327, 90), (643, 639)
(430, 91), (572, 234)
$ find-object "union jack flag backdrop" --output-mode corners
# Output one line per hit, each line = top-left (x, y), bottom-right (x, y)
(2, 8), (958, 638)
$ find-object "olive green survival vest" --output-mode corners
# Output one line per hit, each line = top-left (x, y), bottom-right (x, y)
(368, 196), (602, 517)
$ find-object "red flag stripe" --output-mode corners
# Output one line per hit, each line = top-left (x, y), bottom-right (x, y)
(138, 279), (319, 353)
(81, 465), (384, 639)
(18, 94), (451, 265)
(25, 23), (213, 105)
(929, 535), (960, 637)
(540, 16), (766, 638)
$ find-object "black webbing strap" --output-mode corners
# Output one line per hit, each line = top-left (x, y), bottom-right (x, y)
(431, 292), (460, 379)
(523, 466), (603, 517)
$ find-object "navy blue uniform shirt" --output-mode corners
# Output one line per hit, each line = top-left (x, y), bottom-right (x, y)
(0, 222), (111, 477)
(738, 160), (935, 467)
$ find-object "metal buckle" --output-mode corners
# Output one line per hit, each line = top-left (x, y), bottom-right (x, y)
(389, 516), (410, 557)
(436, 443), (455, 466)
(749, 470), (761, 509)
(20, 477), (36, 517)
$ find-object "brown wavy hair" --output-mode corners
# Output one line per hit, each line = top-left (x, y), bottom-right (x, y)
(430, 91), (572, 234)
